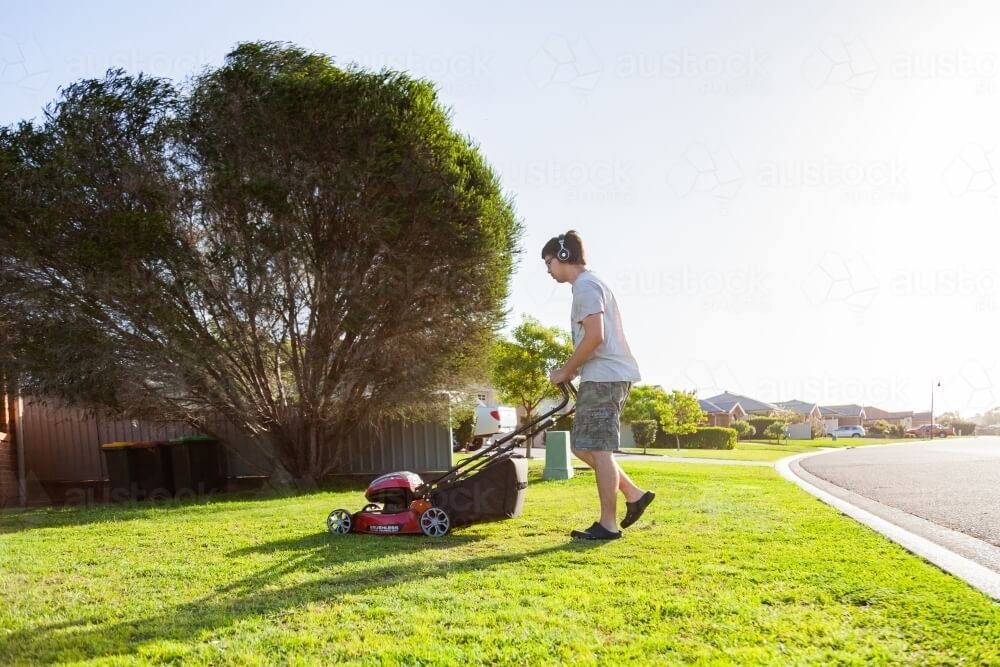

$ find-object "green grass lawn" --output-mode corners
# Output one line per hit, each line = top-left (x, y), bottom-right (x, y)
(622, 437), (919, 462)
(2, 461), (998, 665)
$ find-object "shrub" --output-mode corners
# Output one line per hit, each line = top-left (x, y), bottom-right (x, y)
(630, 420), (657, 453)
(952, 421), (977, 436)
(748, 417), (782, 438)
(669, 426), (737, 450)
(866, 420), (892, 436)
(731, 420), (756, 440)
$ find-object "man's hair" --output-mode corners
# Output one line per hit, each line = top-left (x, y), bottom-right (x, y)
(540, 230), (586, 265)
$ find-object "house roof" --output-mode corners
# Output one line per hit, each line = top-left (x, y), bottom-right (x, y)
(775, 399), (820, 416)
(863, 406), (914, 420)
(698, 399), (725, 413)
(819, 404), (866, 417)
(703, 391), (778, 414)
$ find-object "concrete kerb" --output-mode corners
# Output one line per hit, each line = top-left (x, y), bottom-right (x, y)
(777, 449), (1000, 602)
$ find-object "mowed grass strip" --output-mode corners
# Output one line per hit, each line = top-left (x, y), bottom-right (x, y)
(1, 461), (998, 665)
(622, 437), (924, 462)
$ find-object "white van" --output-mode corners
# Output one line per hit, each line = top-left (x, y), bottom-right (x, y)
(471, 405), (518, 448)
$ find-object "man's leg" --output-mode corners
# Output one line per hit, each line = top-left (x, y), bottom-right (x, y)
(572, 448), (645, 503)
(589, 451), (621, 532)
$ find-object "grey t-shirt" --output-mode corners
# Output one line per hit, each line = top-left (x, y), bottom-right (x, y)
(570, 271), (641, 383)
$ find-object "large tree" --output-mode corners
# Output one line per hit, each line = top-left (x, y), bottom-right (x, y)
(0, 42), (521, 480)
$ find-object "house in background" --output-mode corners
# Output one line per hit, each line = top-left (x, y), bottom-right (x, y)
(911, 411), (933, 427)
(819, 404), (867, 427)
(698, 398), (748, 427)
(862, 406), (914, 430)
(702, 392), (779, 418)
(775, 399), (825, 432)
(467, 384), (500, 407)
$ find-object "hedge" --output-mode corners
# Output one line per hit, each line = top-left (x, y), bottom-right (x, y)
(655, 426), (737, 450)
(951, 421), (976, 436)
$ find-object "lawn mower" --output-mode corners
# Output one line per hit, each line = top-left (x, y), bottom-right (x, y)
(327, 383), (575, 537)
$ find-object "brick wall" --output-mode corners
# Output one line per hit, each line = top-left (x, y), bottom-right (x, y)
(0, 433), (17, 507)
(1, 391), (19, 507)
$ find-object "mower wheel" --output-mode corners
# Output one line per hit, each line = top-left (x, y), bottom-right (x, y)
(327, 509), (352, 535)
(419, 506), (451, 537)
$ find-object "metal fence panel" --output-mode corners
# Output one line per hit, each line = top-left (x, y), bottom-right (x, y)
(18, 397), (451, 484)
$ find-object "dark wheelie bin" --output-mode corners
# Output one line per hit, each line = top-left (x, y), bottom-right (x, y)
(100, 440), (174, 501)
(165, 435), (224, 496)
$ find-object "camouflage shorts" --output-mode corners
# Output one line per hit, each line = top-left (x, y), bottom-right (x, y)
(571, 381), (632, 451)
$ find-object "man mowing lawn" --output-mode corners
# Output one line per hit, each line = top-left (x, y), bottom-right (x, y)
(543, 230), (655, 540)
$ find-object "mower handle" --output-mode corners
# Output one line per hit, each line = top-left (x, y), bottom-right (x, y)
(426, 382), (576, 489)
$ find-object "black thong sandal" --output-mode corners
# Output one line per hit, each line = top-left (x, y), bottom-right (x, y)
(570, 521), (622, 540)
(621, 491), (655, 529)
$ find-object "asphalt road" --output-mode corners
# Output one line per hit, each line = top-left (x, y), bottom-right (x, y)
(800, 437), (1000, 547)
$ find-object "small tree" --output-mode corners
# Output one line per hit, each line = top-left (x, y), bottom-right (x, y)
(490, 317), (573, 455)
(621, 385), (671, 425)
(631, 420), (657, 455)
(661, 390), (705, 450)
(730, 420), (756, 440)
(764, 421), (787, 444)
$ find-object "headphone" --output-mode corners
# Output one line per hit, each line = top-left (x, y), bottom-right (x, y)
(556, 234), (571, 262)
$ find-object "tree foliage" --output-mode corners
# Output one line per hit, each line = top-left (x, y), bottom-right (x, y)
(489, 317), (572, 422)
(631, 419), (657, 454)
(621, 385), (670, 425)
(0, 42), (522, 479)
(764, 421), (788, 443)
(660, 390), (705, 449)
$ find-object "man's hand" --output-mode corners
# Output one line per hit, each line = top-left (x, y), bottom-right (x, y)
(549, 366), (573, 385)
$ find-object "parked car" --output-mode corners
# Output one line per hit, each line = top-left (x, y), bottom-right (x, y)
(454, 405), (518, 452)
(827, 425), (866, 439)
(906, 423), (955, 438)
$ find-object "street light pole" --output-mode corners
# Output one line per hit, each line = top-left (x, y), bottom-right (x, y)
(930, 380), (941, 434)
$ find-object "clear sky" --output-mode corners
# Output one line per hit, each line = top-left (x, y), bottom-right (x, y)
(3, 1), (998, 416)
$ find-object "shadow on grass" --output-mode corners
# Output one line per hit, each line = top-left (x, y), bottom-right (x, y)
(1, 534), (609, 663)
(0, 479), (374, 535)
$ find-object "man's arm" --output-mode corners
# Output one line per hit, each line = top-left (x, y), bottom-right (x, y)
(550, 313), (603, 384)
